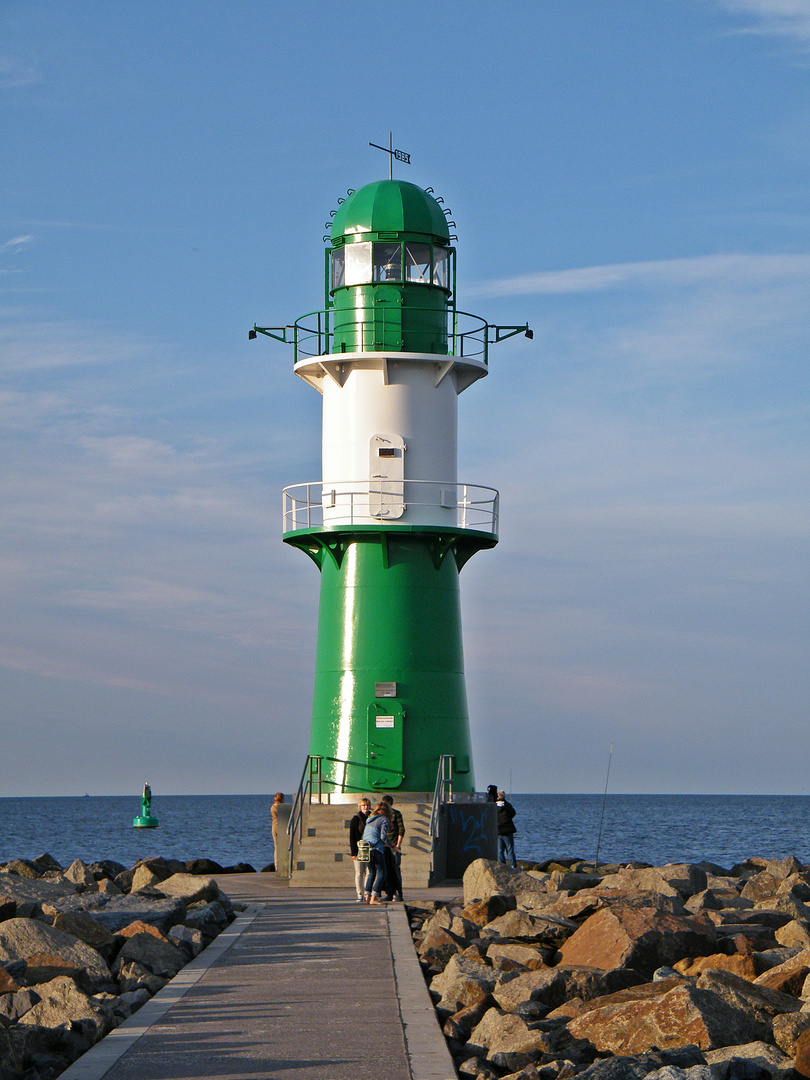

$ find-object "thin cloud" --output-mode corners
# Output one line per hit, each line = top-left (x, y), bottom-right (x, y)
(467, 253), (810, 298)
(0, 56), (41, 90)
(0, 236), (34, 253)
(713, 0), (810, 44)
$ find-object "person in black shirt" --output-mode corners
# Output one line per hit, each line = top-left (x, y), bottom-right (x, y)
(496, 789), (517, 867)
(349, 796), (371, 900)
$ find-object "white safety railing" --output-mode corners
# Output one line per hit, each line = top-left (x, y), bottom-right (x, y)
(282, 479), (499, 535)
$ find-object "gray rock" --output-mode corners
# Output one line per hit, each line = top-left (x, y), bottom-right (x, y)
(463, 860), (549, 909)
(157, 873), (223, 906)
(64, 859), (97, 890)
(17, 974), (112, 1040)
(112, 932), (186, 980)
(86, 895), (186, 934)
(117, 960), (169, 995)
(695, 968), (801, 1026)
(0, 987), (40, 1024)
(0, 917), (112, 992)
(183, 899), (230, 937)
(111, 987), (152, 1019)
(168, 924), (204, 957)
(704, 1040), (793, 1078)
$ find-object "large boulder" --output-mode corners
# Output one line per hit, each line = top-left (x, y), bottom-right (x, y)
(493, 965), (621, 1012)
(463, 861), (549, 909)
(466, 1008), (551, 1072)
(112, 932), (186, 980)
(567, 980), (772, 1053)
(84, 895), (186, 934)
(17, 974), (112, 1040)
(704, 1040), (794, 1078)
(430, 954), (499, 1014)
(558, 903), (717, 979)
(694, 968), (801, 1026)
(0, 917), (111, 992)
(480, 910), (576, 947)
(153, 873), (222, 906)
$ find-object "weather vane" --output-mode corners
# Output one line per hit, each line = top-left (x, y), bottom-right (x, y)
(369, 132), (410, 180)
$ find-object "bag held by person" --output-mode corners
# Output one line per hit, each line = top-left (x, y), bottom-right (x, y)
(356, 839), (371, 863)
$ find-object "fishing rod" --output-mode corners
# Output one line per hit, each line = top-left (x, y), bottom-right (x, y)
(594, 743), (613, 871)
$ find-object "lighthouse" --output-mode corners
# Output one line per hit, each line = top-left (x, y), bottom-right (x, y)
(253, 173), (529, 801)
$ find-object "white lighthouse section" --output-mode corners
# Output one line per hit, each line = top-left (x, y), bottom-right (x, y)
(289, 350), (495, 531)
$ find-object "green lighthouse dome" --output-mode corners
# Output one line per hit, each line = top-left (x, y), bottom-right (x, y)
(331, 180), (451, 245)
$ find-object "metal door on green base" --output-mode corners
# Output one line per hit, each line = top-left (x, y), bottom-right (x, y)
(367, 700), (403, 789)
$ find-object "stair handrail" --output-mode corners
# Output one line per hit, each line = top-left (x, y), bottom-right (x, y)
(287, 755), (323, 859)
(429, 754), (455, 849)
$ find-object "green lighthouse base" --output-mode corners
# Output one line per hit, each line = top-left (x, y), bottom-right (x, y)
(285, 524), (496, 795)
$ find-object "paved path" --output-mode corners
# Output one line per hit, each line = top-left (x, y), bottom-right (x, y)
(59, 877), (461, 1080)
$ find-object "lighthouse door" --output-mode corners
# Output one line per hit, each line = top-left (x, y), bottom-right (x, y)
(369, 434), (405, 520)
(367, 701), (404, 789)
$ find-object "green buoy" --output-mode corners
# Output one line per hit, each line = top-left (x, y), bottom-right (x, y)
(132, 782), (159, 829)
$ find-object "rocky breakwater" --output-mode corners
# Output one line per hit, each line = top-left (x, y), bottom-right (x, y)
(409, 855), (810, 1080)
(0, 853), (239, 1080)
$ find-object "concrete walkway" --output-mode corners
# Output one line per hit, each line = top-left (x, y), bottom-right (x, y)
(59, 876), (462, 1080)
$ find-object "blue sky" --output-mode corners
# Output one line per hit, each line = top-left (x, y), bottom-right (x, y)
(2, 1), (808, 797)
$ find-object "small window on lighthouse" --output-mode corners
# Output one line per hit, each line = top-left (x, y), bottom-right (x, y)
(344, 242), (372, 286)
(405, 243), (431, 284)
(373, 243), (402, 282)
(331, 249), (345, 289)
(432, 247), (449, 289)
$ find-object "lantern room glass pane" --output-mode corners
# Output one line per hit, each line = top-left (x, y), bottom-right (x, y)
(331, 248), (345, 289)
(344, 242), (372, 286)
(373, 243), (402, 282)
(432, 247), (449, 288)
(405, 243), (431, 284)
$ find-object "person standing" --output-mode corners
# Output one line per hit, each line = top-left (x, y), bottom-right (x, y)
(349, 796), (371, 901)
(362, 800), (391, 905)
(381, 794), (404, 901)
(496, 789), (517, 867)
(271, 792), (285, 869)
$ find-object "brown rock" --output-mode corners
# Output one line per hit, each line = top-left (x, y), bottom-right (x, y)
(52, 911), (115, 955)
(774, 918), (810, 949)
(430, 955), (499, 1014)
(495, 964), (623, 1013)
(568, 980), (770, 1053)
(117, 920), (171, 942)
(752, 947), (810, 996)
(796, 1028), (810, 1079)
(557, 903), (717, 979)
(0, 966), (21, 993)
(467, 1008), (549, 1071)
(448, 997), (494, 1038)
(673, 952), (757, 980)
(461, 894), (516, 927)
(486, 943), (546, 971)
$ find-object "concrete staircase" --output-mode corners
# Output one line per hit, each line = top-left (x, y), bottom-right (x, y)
(288, 801), (434, 889)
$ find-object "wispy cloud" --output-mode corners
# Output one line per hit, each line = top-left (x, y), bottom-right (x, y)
(713, 0), (810, 45)
(0, 236), (34, 254)
(467, 253), (810, 298)
(0, 56), (41, 90)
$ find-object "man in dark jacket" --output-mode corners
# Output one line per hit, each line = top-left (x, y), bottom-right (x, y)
(496, 789), (517, 867)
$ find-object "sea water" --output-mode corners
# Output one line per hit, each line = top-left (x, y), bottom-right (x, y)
(2, 793), (809, 872)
